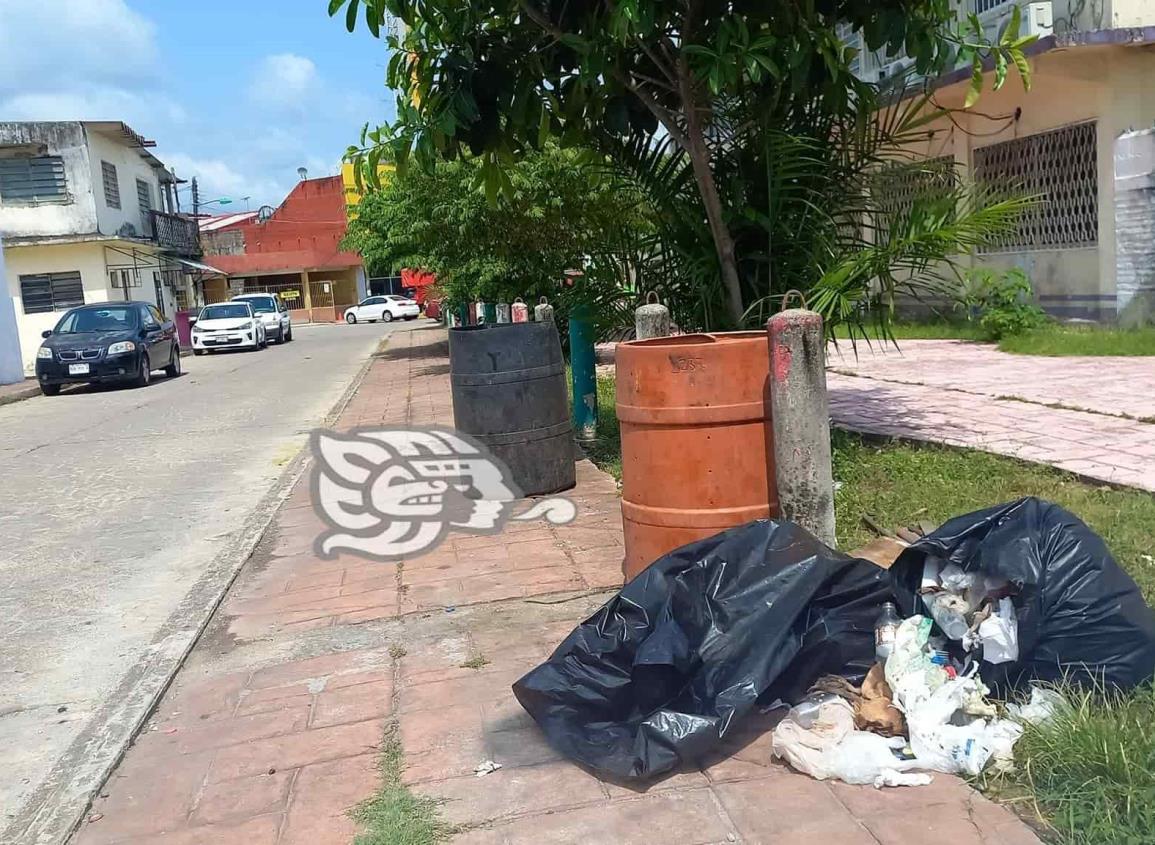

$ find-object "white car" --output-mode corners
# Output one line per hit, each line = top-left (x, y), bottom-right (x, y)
(232, 293), (293, 343)
(191, 302), (267, 354)
(344, 295), (420, 324)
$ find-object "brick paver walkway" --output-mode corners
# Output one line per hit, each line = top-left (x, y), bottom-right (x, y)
(74, 327), (1040, 844)
(829, 340), (1155, 493)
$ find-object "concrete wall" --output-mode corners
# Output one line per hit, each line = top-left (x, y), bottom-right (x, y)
(4, 241), (122, 371)
(0, 234), (24, 384)
(0, 122), (99, 239)
(924, 45), (1139, 320)
(1113, 127), (1155, 323)
(1108, 0), (1155, 28)
(85, 128), (165, 240)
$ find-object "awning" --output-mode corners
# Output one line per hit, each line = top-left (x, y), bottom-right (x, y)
(174, 257), (227, 275)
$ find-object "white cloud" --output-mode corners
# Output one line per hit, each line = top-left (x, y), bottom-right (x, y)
(248, 53), (319, 109)
(0, 0), (157, 90)
(163, 153), (292, 211)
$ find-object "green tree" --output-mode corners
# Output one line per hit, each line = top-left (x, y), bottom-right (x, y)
(343, 144), (646, 318)
(329, 0), (1032, 328)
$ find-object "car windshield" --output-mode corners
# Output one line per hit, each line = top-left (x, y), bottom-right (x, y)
(387, 295), (410, 302)
(201, 304), (252, 320)
(55, 307), (139, 334)
(237, 297), (276, 313)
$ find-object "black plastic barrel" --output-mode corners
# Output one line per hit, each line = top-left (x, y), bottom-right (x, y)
(448, 323), (575, 495)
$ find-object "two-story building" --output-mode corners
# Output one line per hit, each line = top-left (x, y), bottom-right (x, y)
(845, 1), (1155, 325)
(0, 121), (212, 372)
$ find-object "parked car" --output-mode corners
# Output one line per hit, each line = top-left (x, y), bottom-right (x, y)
(191, 302), (267, 354)
(35, 301), (180, 395)
(344, 295), (420, 324)
(231, 293), (293, 343)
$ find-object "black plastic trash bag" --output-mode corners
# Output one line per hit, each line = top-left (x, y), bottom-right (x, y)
(512, 519), (893, 780)
(891, 497), (1155, 694)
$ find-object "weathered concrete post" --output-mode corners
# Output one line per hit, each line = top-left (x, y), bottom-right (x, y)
(0, 235), (24, 385)
(768, 308), (836, 546)
(533, 296), (554, 324)
(634, 291), (671, 340)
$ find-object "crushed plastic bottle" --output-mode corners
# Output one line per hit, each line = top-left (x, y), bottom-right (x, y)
(875, 601), (901, 662)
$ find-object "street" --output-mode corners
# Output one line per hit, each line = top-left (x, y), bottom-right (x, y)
(0, 321), (394, 829)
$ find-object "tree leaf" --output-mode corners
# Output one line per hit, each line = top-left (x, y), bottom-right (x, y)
(994, 50), (1008, 90)
(1004, 4), (1022, 43)
(345, 0), (360, 32)
(328, 0), (347, 16)
(1011, 48), (1032, 90)
(964, 58), (983, 108)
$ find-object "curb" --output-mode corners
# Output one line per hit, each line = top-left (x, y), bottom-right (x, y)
(0, 382), (40, 407)
(2, 336), (384, 845)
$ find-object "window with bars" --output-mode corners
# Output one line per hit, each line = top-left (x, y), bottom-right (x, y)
(137, 177), (154, 236)
(972, 0), (1010, 14)
(874, 156), (959, 222)
(973, 122), (1098, 252)
(101, 160), (121, 209)
(0, 156), (68, 203)
(19, 272), (85, 314)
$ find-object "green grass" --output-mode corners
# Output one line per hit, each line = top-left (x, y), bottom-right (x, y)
(353, 722), (453, 845)
(581, 373), (622, 481)
(830, 320), (1155, 356)
(999, 324), (1155, 356)
(984, 683), (1155, 844)
(831, 430), (1155, 602)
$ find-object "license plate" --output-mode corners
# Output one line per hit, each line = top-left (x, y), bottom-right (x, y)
(68, 363), (90, 375)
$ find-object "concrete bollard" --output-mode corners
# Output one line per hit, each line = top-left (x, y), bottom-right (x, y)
(511, 297), (529, 323)
(534, 296), (554, 324)
(496, 302), (511, 323)
(767, 308), (836, 546)
(634, 292), (671, 340)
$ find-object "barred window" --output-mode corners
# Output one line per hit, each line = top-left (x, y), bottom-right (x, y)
(101, 160), (121, 209)
(0, 156), (67, 202)
(19, 272), (85, 314)
(874, 156), (959, 222)
(973, 122), (1098, 252)
(972, 0), (1009, 14)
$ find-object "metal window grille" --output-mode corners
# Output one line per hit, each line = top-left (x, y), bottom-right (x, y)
(137, 178), (154, 236)
(973, 121), (1098, 252)
(0, 156), (67, 202)
(972, 0), (1010, 14)
(19, 272), (85, 314)
(109, 268), (142, 289)
(874, 156), (959, 222)
(101, 160), (121, 209)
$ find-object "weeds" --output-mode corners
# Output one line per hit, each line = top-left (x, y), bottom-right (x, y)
(352, 722), (453, 845)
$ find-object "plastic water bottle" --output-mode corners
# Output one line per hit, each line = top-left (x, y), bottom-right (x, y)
(875, 602), (901, 663)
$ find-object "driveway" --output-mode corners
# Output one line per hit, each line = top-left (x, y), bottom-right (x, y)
(827, 340), (1155, 492)
(0, 320), (408, 839)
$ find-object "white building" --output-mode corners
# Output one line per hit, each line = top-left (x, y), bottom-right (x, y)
(0, 121), (213, 372)
(845, 1), (1155, 324)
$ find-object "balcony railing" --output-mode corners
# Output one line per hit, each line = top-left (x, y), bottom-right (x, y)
(150, 210), (201, 257)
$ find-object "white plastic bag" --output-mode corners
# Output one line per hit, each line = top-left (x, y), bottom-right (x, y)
(885, 616), (947, 714)
(771, 698), (930, 787)
(1007, 686), (1066, 726)
(905, 676), (1023, 776)
(978, 597), (1019, 664)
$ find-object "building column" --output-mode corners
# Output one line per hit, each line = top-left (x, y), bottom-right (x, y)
(0, 236), (26, 384)
(301, 271), (312, 310)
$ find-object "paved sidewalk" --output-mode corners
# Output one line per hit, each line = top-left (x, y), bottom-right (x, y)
(74, 327), (1039, 845)
(0, 378), (39, 406)
(828, 340), (1155, 493)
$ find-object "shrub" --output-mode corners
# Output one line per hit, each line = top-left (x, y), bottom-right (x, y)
(959, 267), (1048, 340)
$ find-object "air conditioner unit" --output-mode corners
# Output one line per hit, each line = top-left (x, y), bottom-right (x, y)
(980, 2), (1053, 42)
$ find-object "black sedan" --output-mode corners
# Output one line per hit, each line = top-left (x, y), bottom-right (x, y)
(35, 301), (181, 396)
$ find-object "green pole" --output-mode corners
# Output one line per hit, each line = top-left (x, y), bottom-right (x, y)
(569, 303), (597, 442)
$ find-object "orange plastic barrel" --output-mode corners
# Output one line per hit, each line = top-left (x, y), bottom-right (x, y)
(616, 331), (779, 579)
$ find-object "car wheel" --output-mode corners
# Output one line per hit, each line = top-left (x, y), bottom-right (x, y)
(275, 326), (285, 344)
(40, 383), (61, 396)
(164, 347), (182, 377)
(285, 325), (292, 341)
(346, 313), (357, 324)
(259, 333), (268, 349)
(382, 310), (394, 322)
(193, 349), (206, 356)
(132, 353), (151, 388)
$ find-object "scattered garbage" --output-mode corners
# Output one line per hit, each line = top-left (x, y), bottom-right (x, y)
(512, 519), (892, 779)
(473, 760), (502, 777)
(1006, 686), (1066, 726)
(513, 498), (1155, 785)
(891, 498), (1155, 693)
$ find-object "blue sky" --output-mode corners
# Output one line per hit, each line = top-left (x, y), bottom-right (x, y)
(0, 0), (396, 209)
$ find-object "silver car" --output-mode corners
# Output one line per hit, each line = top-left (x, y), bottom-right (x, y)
(231, 293), (293, 344)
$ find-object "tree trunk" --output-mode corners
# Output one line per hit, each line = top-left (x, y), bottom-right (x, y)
(678, 64), (744, 326)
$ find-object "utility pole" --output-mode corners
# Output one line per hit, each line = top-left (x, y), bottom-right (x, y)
(191, 177), (200, 218)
